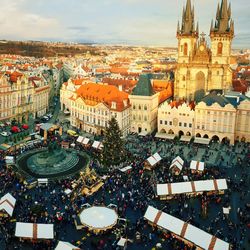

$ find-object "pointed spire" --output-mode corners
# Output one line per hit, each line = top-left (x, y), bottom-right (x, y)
(230, 19), (234, 34)
(228, 2), (231, 18)
(221, 0), (228, 19)
(177, 21), (180, 34)
(210, 19), (214, 32)
(196, 22), (199, 34)
(216, 3), (220, 20)
(185, 0), (192, 21)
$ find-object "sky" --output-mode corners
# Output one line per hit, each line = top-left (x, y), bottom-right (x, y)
(0, 0), (249, 48)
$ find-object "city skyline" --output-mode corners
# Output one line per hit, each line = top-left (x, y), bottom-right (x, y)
(0, 0), (249, 48)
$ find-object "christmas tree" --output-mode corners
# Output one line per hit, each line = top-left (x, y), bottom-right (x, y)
(101, 117), (125, 167)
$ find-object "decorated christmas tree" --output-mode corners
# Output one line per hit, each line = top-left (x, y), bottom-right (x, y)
(101, 117), (125, 167)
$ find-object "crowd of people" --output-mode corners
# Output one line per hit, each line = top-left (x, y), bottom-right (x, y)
(0, 132), (249, 250)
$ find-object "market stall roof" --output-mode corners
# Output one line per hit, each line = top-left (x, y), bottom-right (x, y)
(169, 156), (184, 171)
(0, 144), (11, 151)
(146, 152), (162, 166)
(117, 238), (127, 247)
(194, 137), (210, 145)
(138, 131), (148, 136)
(82, 138), (90, 145)
(155, 133), (175, 140)
(0, 193), (16, 216)
(180, 135), (192, 142)
(157, 179), (228, 196)
(190, 160), (205, 172)
(55, 241), (80, 250)
(92, 141), (103, 149)
(76, 136), (84, 143)
(15, 222), (54, 239)
(5, 156), (14, 164)
(79, 206), (118, 230)
(144, 206), (230, 250)
(119, 166), (132, 172)
(40, 123), (55, 131)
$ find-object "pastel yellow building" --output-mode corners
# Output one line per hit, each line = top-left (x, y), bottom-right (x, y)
(174, 0), (234, 101)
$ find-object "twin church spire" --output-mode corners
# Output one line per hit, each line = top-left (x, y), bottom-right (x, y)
(177, 0), (233, 37)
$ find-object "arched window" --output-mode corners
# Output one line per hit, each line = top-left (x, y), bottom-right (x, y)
(144, 105), (147, 111)
(138, 105), (141, 110)
(182, 76), (186, 81)
(184, 43), (188, 56)
(217, 42), (223, 55)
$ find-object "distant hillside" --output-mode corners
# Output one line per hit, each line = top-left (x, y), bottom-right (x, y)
(0, 41), (104, 58)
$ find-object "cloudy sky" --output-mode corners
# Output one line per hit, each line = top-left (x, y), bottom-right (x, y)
(0, 0), (249, 48)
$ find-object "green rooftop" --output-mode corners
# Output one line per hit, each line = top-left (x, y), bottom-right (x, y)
(132, 74), (155, 96)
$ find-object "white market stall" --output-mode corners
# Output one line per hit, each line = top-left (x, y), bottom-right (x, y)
(92, 141), (103, 150)
(155, 133), (176, 140)
(180, 136), (192, 143)
(55, 241), (80, 250)
(169, 156), (184, 175)
(157, 179), (228, 200)
(194, 137), (210, 145)
(144, 206), (230, 250)
(0, 193), (16, 217)
(190, 160), (205, 173)
(138, 131), (148, 137)
(78, 206), (118, 232)
(76, 136), (84, 143)
(82, 138), (90, 145)
(120, 166), (132, 173)
(15, 222), (54, 240)
(5, 156), (15, 165)
(145, 152), (162, 170)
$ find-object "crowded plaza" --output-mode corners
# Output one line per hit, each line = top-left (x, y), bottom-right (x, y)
(0, 124), (249, 250)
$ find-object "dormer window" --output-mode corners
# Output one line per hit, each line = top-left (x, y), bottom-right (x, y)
(123, 99), (128, 107)
(111, 101), (117, 109)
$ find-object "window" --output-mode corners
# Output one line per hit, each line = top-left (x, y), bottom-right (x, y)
(144, 105), (147, 111)
(179, 122), (182, 126)
(144, 116), (147, 121)
(184, 123), (187, 127)
(165, 121), (167, 125)
(197, 125), (200, 129)
(160, 120), (163, 125)
(133, 105), (136, 110)
(169, 121), (172, 125)
(189, 123), (192, 128)
(217, 42), (223, 55)
(184, 43), (188, 56)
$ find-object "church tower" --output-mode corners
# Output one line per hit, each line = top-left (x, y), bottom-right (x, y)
(175, 0), (199, 100)
(176, 0), (198, 64)
(210, 0), (234, 90)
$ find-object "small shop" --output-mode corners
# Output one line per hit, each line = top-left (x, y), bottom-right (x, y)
(169, 156), (184, 175)
(190, 160), (205, 173)
(156, 179), (228, 200)
(144, 152), (162, 170)
(15, 222), (54, 241)
(144, 205), (231, 250)
(0, 193), (16, 218)
(92, 141), (103, 150)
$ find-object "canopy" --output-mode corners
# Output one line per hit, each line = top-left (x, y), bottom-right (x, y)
(22, 124), (29, 129)
(180, 135), (192, 142)
(157, 179), (228, 196)
(92, 141), (103, 149)
(5, 156), (14, 164)
(138, 131), (148, 136)
(76, 136), (84, 143)
(190, 160), (205, 172)
(194, 137), (210, 145)
(117, 238), (127, 247)
(79, 206), (118, 230)
(55, 241), (80, 250)
(82, 138), (90, 145)
(144, 206), (230, 250)
(120, 166), (132, 172)
(11, 126), (19, 132)
(146, 152), (162, 166)
(155, 133), (175, 140)
(15, 222), (54, 239)
(0, 193), (16, 216)
(170, 156), (184, 171)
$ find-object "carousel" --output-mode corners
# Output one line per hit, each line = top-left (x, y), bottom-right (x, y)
(76, 204), (118, 233)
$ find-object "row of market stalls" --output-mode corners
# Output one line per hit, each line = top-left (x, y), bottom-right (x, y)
(145, 132), (211, 145)
(144, 205), (230, 250)
(76, 136), (103, 150)
(156, 179), (228, 199)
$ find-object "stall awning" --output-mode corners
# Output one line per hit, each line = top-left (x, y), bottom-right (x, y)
(146, 152), (162, 166)
(169, 156), (184, 171)
(0, 193), (16, 216)
(144, 206), (230, 250)
(180, 136), (192, 142)
(15, 222), (54, 239)
(139, 131), (148, 137)
(155, 133), (175, 140)
(119, 166), (132, 172)
(76, 136), (84, 143)
(194, 137), (210, 145)
(157, 179), (228, 196)
(55, 241), (80, 250)
(190, 160), (205, 172)
(82, 138), (90, 145)
(92, 141), (103, 149)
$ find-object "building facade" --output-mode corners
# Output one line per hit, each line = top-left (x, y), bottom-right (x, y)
(174, 0), (234, 101)
(69, 83), (131, 137)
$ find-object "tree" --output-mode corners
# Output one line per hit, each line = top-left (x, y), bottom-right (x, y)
(101, 117), (125, 167)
